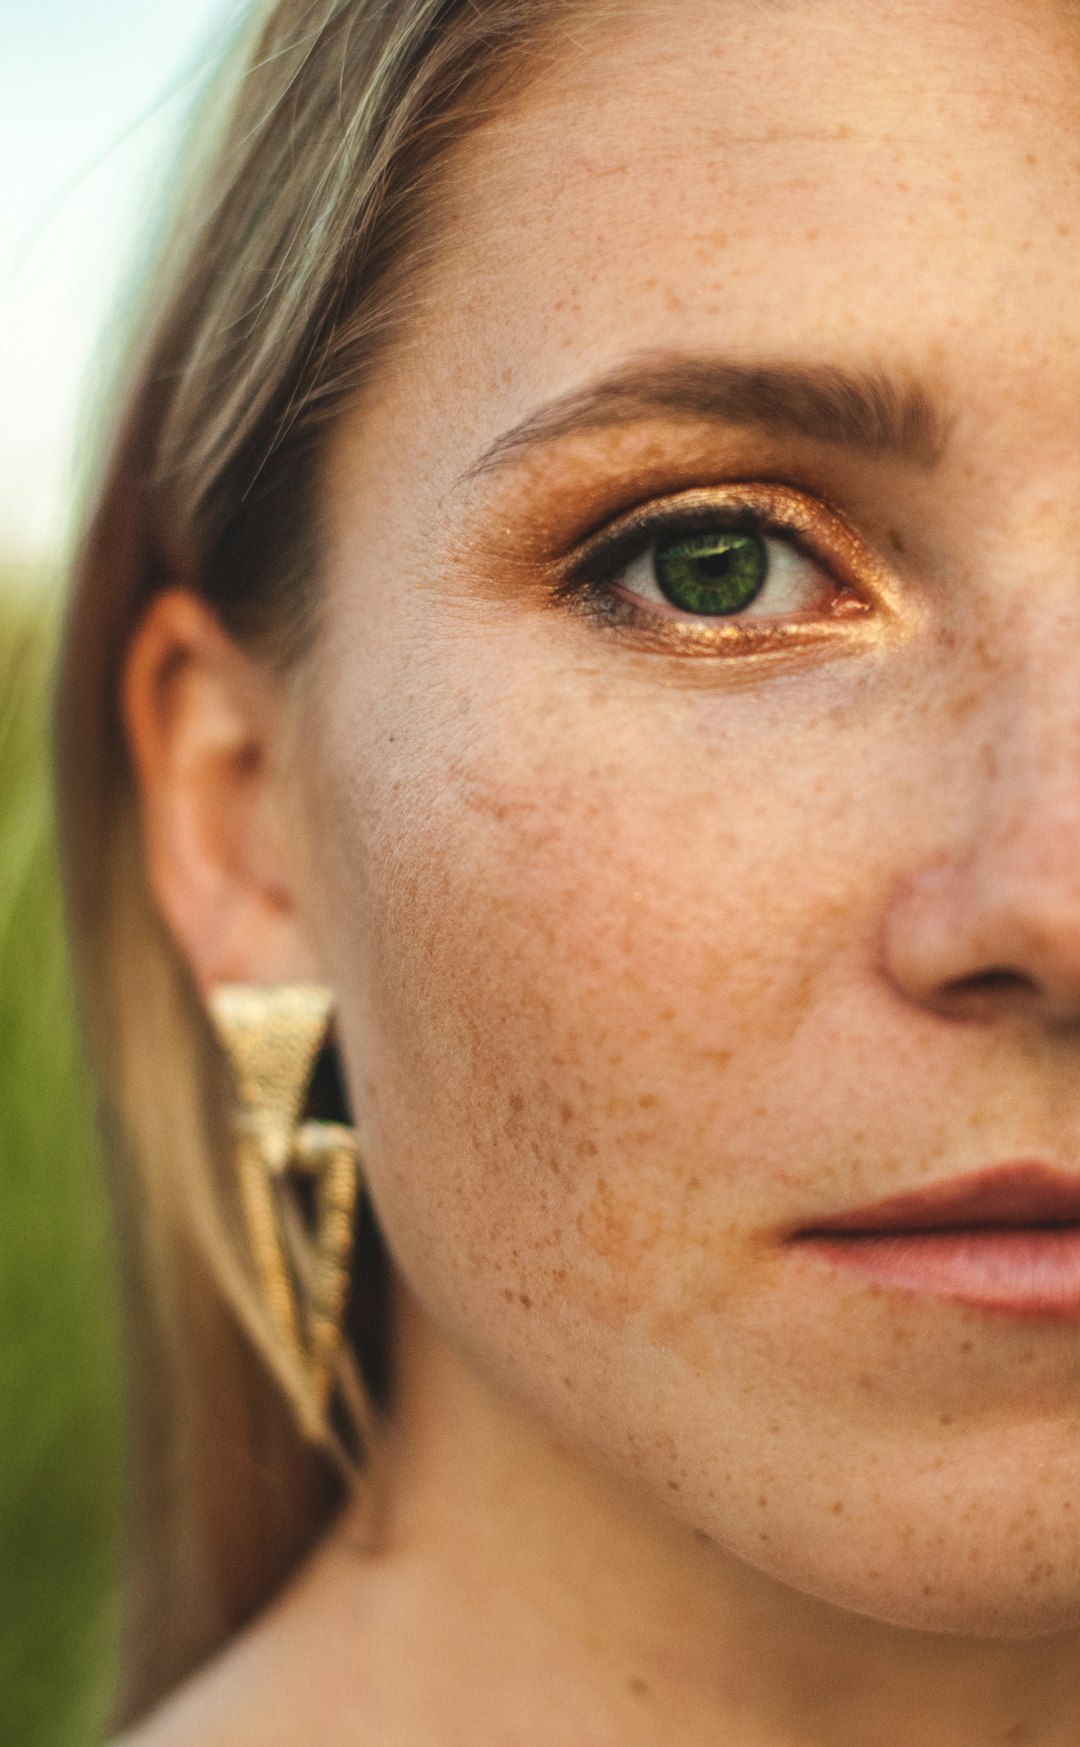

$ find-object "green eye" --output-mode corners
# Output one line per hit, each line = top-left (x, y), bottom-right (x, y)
(653, 529), (768, 616)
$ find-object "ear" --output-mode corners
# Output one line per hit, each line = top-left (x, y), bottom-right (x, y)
(123, 588), (323, 996)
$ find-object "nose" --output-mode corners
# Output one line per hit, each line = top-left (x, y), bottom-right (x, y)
(883, 677), (1080, 1029)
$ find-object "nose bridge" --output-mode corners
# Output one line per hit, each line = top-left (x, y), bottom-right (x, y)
(977, 595), (1080, 868)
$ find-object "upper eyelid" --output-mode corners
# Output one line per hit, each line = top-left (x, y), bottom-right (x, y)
(560, 486), (856, 594)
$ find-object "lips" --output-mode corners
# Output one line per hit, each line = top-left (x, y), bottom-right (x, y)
(791, 1162), (1080, 1318)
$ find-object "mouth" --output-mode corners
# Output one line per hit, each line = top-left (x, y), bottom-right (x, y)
(789, 1161), (1080, 1318)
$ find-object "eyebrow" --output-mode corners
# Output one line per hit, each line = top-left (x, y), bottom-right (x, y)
(465, 354), (951, 478)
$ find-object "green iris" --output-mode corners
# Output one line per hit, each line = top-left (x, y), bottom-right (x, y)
(653, 529), (768, 616)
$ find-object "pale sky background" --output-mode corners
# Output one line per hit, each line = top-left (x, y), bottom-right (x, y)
(1, 0), (238, 568)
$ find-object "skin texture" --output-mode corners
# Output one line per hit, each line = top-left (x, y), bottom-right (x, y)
(123, 0), (1080, 1740)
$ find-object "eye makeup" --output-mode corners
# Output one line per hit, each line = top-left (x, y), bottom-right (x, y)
(553, 481), (888, 658)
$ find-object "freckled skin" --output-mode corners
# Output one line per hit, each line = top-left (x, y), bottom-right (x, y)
(300, 0), (1080, 1651)
(155, 0), (1080, 1741)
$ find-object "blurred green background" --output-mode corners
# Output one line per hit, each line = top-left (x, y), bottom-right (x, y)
(3, 10), (232, 1737)
(0, 570), (123, 1745)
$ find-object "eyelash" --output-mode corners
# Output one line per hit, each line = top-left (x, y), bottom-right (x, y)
(555, 485), (872, 646)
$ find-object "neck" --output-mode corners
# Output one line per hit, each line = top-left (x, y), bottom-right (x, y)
(313, 1284), (1080, 1747)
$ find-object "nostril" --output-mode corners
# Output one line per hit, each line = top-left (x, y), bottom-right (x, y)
(938, 966), (1037, 1017)
(950, 968), (1031, 996)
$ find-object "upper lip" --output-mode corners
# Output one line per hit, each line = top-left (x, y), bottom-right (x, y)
(796, 1161), (1080, 1234)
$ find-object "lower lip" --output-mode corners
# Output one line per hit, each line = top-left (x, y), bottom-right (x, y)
(796, 1227), (1080, 1318)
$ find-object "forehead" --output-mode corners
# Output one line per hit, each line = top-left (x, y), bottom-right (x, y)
(381, 0), (1080, 447)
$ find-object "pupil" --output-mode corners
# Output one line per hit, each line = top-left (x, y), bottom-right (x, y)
(653, 530), (768, 616)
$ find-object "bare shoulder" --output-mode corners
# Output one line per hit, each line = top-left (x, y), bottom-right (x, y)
(109, 1624), (298, 1747)
(112, 1530), (399, 1747)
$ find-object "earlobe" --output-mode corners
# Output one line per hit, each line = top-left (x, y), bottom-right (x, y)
(122, 588), (323, 995)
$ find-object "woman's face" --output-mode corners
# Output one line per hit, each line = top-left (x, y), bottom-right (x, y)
(297, 0), (1080, 1634)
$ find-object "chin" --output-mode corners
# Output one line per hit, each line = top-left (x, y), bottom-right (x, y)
(815, 1570), (1080, 1642)
(723, 1505), (1080, 1642)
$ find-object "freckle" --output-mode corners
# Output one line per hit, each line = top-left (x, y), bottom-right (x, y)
(559, 1101), (573, 1125)
(922, 1584), (934, 1597)
(959, 1341), (972, 1354)
(1025, 152), (1038, 166)
(509, 1092), (523, 1115)
(503, 1288), (514, 1302)
(758, 1495), (768, 1509)
(519, 1294), (532, 1309)
(628, 1676), (650, 1700)
(562, 1375), (575, 1391)
(668, 1479), (681, 1492)
(758, 1532), (770, 1543)
(638, 1093), (657, 1109)
(939, 1414), (953, 1428)
(1059, 223), (1072, 237)
(831, 1502), (844, 1516)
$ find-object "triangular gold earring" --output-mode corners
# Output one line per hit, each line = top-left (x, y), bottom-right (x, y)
(208, 982), (360, 1441)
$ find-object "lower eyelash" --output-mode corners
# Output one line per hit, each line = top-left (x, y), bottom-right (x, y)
(557, 578), (639, 626)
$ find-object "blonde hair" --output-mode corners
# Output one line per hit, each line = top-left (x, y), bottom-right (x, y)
(56, 0), (577, 1723)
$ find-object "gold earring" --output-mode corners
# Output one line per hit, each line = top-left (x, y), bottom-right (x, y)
(207, 982), (360, 1442)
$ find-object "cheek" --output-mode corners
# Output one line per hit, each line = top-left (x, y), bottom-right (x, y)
(305, 649), (878, 1380)
(301, 636), (1080, 1631)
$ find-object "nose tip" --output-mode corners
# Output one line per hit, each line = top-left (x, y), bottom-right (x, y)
(883, 859), (1080, 1029)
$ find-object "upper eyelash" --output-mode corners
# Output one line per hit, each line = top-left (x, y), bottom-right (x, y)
(557, 496), (834, 603)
